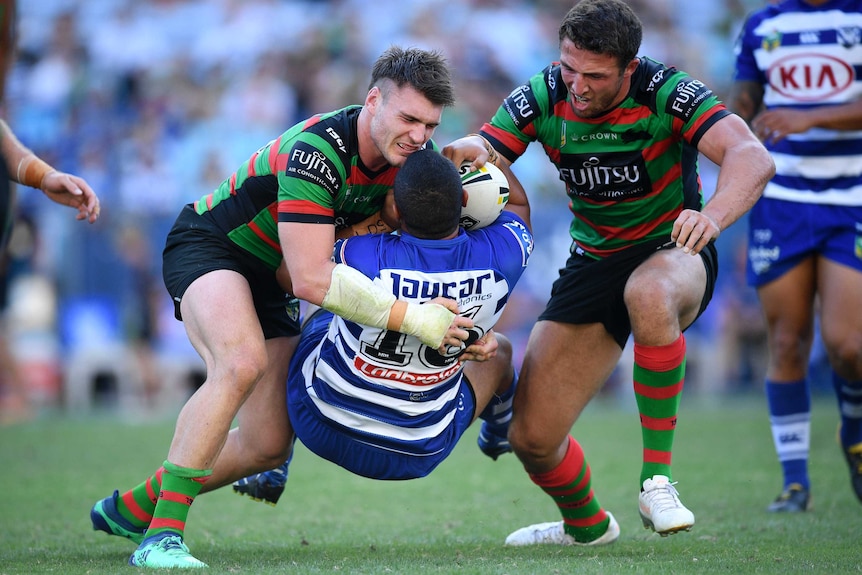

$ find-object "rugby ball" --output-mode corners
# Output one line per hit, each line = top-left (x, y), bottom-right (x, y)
(458, 161), (510, 230)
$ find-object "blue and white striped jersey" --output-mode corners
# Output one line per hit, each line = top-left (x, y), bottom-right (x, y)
(292, 212), (532, 456)
(733, 0), (862, 205)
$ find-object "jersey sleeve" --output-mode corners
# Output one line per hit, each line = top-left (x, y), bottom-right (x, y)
(332, 235), (383, 280)
(480, 65), (557, 163)
(277, 133), (348, 225)
(479, 212), (533, 286)
(653, 65), (731, 149)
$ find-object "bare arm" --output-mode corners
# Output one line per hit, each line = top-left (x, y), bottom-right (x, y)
(278, 220), (472, 349)
(495, 158), (531, 232)
(0, 119), (101, 223)
(726, 80), (764, 124)
(675, 113), (774, 254)
(728, 79), (862, 144)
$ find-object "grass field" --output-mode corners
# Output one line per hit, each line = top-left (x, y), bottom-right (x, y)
(1, 393), (860, 574)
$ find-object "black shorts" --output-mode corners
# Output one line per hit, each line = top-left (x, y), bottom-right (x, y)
(162, 204), (301, 340)
(539, 237), (718, 349)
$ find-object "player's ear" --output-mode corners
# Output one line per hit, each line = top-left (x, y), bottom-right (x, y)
(392, 202), (403, 226)
(461, 189), (469, 208)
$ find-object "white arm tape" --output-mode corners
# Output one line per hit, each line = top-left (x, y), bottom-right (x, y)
(321, 264), (395, 329)
(320, 263), (455, 348)
(401, 302), (456, 349)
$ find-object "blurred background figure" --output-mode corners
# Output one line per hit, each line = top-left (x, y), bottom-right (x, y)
(1, 0), (100, 423)
(728, 0), (862, 512)
(3, 0), (796, 417)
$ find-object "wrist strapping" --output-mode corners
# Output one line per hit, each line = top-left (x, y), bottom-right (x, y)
(320, 264), (454, 348)
(16, 155), (56, 190)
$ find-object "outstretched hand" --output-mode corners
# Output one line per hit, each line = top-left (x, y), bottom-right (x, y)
(40, 171), (101, 223)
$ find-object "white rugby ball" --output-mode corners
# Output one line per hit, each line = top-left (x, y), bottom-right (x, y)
(458, 161), (510, 230)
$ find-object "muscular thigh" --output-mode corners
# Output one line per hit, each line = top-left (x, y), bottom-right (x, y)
(236, 336), (299, 451)
(515, 321), (621, 441)
(625, 243), (715, 341)
(818, 257), (862, 349)
(179, 270), (266, 367)
(756, 258), (816, 335)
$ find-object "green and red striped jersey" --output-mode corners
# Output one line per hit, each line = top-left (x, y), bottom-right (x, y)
(193, 105), (436, 270)
(481, 57), (730, 259)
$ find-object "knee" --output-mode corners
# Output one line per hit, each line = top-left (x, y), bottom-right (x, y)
(508, 418), (558, 463)
(769, 329), (811, 371)
(245, 432), (294, 471)
(212, 346), (269, 393)
(823, 332), (862, 379)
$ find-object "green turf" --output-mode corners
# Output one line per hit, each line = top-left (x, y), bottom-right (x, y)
(1, 393), (860, 574)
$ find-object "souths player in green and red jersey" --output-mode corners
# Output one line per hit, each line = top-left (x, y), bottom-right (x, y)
(90, 46), (476, 570)
(482, 56), (728, 259)
(444, 0), (774, 548)
(194, 104), (430, 271)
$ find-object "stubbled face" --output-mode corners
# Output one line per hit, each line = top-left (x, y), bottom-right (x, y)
(559, 37), (636, 119)
(366, 81), (443, 169)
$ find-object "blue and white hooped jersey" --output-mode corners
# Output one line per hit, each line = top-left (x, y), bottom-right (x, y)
(733, 0), (862, 206)
(294, 212), (532, 455)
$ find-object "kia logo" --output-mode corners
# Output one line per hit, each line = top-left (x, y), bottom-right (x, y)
(767, 53), (854, 101)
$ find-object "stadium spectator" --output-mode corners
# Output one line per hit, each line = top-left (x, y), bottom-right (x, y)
(0, 0), (100, 422)
(89, 46), (473, 569)
(444, 0), (773, 546)
(727, 0), (862, 512)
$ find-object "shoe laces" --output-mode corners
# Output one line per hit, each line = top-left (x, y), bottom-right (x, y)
(532, 522), (566, 543)
(150, 535), (192, 556)
(643, 479), (684, 513)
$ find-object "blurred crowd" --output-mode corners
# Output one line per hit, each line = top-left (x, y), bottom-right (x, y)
(2, 0), (779, 415)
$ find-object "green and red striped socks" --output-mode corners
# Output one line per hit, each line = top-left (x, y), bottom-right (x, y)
(113, 466), (164, 530)
(145, 461), (211, 541)
(633, 334), (686, 484)
(528, 435), (610, 543)
(111, 461), (211, 540)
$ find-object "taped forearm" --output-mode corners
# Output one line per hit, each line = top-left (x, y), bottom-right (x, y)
(320, 264), (454, 348)
(1, 120), (56, 189)
(321, 264), (396, 330)
(16, 154), (55, 189)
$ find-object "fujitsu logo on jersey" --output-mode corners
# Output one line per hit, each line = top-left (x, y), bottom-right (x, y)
(502, 84), (538, 129)
(286, 141), (340, 195)
(767, 54), (853, 101)
(559, 152), (650, 200)
(669, 79), (711, 120)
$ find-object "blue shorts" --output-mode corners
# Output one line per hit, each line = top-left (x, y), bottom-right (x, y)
(287, 310), (477, 480)
(747, 197), (862, 287)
